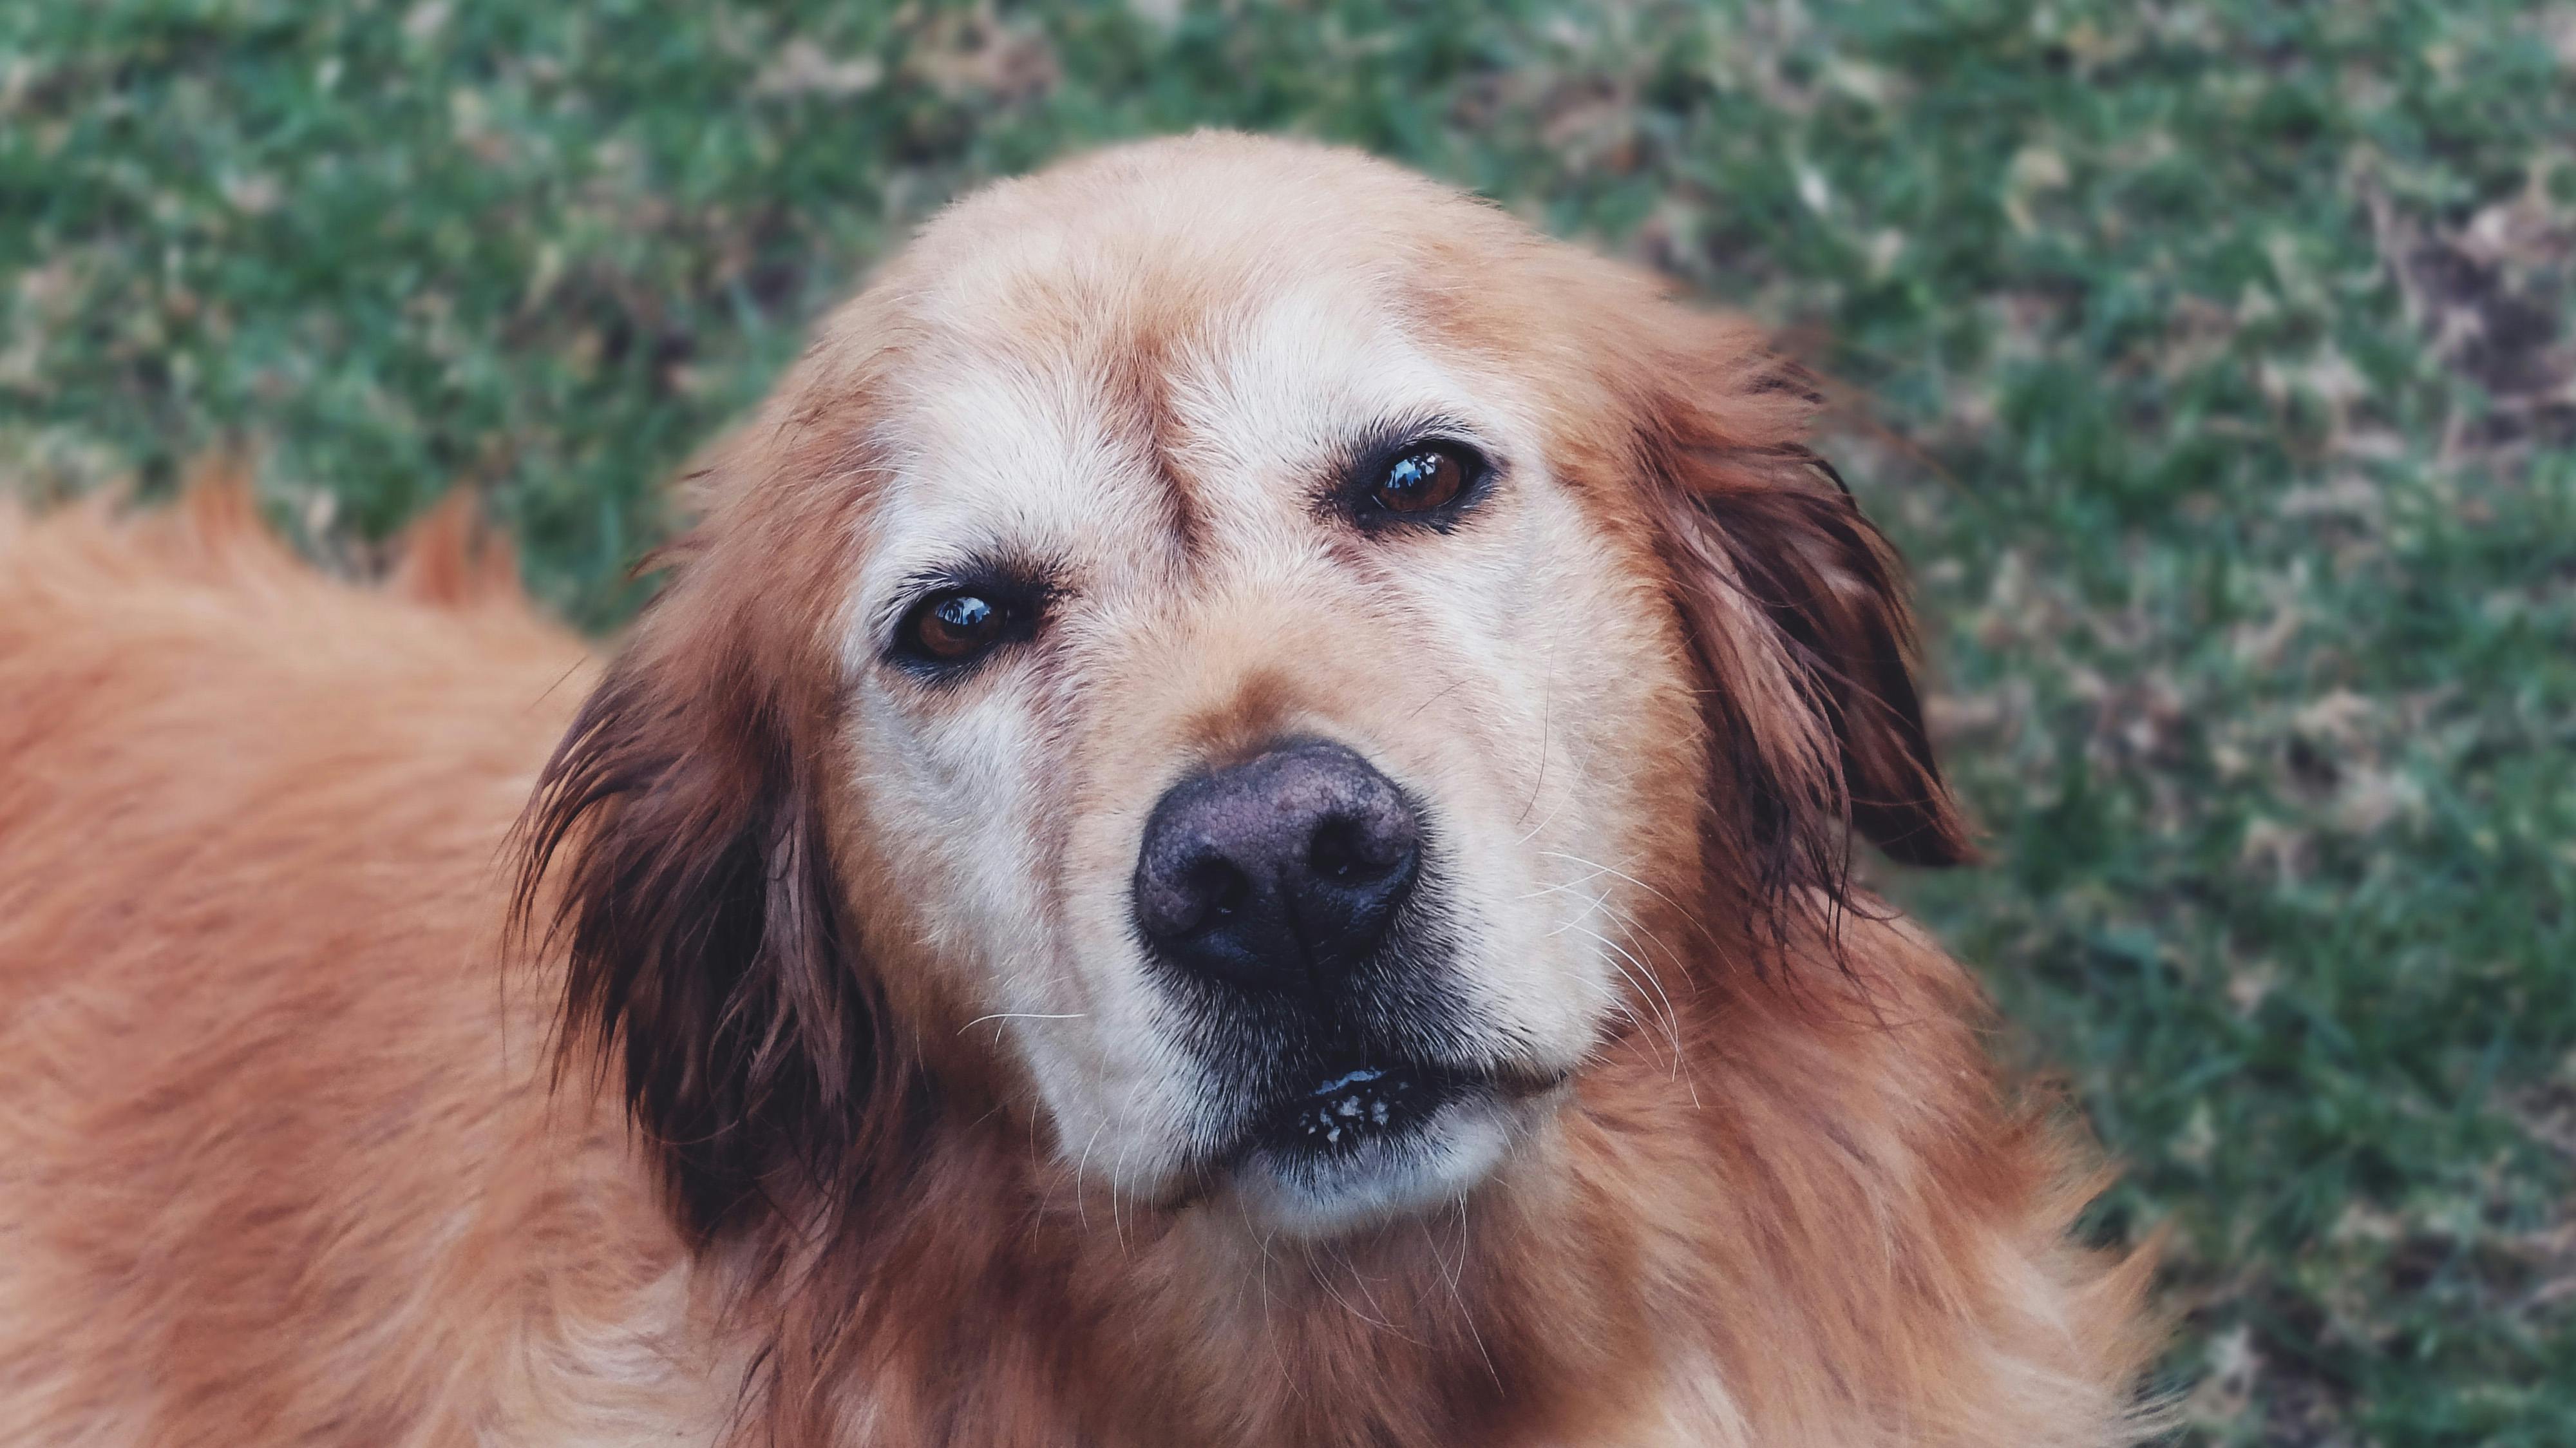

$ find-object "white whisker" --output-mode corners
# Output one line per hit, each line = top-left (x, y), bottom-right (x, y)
(1074, 1116), (1108, 1237)
(1537, 848), (1714, 948)
(1561, 913), (1690, 1083)
(957, 1010), (1088, 1038)
(1520, 867), (1615, 900)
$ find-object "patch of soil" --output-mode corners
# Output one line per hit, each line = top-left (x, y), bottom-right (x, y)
(2371, 182), (2576, 457)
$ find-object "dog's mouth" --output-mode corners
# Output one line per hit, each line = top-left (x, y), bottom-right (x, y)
(1187, 1054), (1566, 1234)
(1254, 1062), (1472, 1161)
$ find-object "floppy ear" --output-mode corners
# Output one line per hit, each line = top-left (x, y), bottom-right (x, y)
(511, 533), (914, 1239)
(1632, 325), (1973, 924)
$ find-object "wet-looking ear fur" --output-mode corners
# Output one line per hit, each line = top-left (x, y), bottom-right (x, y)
(1633, 327), (1975, 935)
(509, 492), (921, 1241)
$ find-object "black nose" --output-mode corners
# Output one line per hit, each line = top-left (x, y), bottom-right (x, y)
(1133, 740), (1421, 993)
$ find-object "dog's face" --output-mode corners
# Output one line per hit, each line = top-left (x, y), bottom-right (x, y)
(521, 135), (1969, 1243)
(835, 191), (1701, 1234)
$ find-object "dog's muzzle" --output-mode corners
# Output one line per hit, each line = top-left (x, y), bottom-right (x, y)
(1130, 737), (1557, 1224)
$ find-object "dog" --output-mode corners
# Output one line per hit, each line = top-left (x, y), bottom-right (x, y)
(0, 133), (2157, 1446)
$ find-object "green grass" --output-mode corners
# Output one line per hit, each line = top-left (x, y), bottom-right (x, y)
(6, 2), (2571, 1441)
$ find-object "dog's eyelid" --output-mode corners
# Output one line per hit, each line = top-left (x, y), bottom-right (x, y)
(869, 554), (1064, 681)
(1359, 413), (1492, 462)
(1329, 415), (1502, 529)
(875, 553), (1059, 627)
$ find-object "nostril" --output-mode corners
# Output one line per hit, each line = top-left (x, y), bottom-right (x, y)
(1193, 859), (1249, 920)
(1309, 819), (1357, 882)
(1307, 816), (1399, 884)
(1137, 853), (1247, 939)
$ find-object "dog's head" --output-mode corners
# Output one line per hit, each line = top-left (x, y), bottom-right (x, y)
(517, 134), (1968, 1243)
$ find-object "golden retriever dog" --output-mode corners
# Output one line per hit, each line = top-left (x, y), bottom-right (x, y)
(0, 133), (2157, 1446)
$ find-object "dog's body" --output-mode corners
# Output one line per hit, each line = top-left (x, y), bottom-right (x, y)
(1, 135), (2155, 1446)
(0, 491), (722, 1443)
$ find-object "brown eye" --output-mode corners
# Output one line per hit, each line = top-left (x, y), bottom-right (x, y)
(904, 590), (1007, 663)
(1372, 445), (1472, 515)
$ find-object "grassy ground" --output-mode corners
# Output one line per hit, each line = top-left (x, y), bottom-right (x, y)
(6, 2), (2571, 1441)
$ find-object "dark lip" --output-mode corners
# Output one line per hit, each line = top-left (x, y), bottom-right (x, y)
(1151, 1059), (1574, 1212)
(1251, 1062), (1473, 1160)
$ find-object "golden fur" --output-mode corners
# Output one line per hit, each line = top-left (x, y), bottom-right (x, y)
(1, 134), (2158, 1445)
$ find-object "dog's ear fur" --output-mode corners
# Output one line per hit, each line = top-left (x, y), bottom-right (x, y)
(1630, 318), (1973, 927)
(512, 453), (916, 1240)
